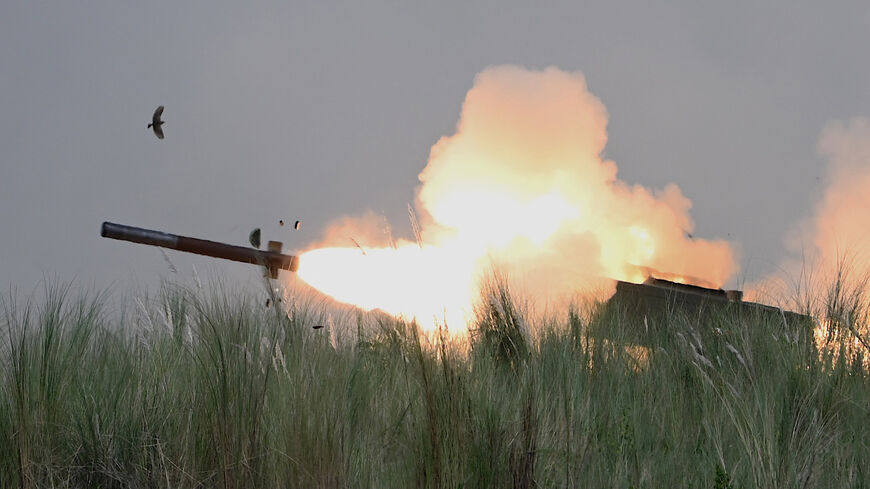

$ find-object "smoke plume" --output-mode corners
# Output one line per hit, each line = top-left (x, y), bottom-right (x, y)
(296, 65), (738, 327)
(753, 117), (870, 304)
(416, 66), (735, 288)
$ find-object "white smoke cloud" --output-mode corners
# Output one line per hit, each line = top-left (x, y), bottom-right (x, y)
(751, 117), (870, 305)
(415, 65), (736, 292)
(297, 65), (739, 325)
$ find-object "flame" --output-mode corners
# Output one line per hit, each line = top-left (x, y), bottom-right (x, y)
(296, 241), (477, 328)
(291, 66), (738, 330)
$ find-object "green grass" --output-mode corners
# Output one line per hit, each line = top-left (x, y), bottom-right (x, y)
(1, 276), (869, 488)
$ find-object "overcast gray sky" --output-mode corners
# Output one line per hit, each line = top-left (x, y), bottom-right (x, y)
(2, 1), (870, 295)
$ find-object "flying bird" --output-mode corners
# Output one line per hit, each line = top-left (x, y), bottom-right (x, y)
(249, 228), (261, 249)
(148, 105), (165, 139)
(294, 220), (301, 230)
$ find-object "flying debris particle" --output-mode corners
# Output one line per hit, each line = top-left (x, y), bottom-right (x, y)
(249, 228), (261, 249)
(279, 220), (285, 226)
(294, 220), (301, 230)
(148, 105), (165, 139)
(350, 237), (366, 255)
(312, 325), (325, 330)
(408, 203), (423, 247)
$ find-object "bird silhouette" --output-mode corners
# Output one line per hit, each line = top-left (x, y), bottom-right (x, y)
(148, 105), (165, 139)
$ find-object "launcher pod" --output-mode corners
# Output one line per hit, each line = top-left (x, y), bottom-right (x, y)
(101, 221), (298, 279)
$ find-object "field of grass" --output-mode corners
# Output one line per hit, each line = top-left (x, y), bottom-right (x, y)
(1, 276), (869, 488)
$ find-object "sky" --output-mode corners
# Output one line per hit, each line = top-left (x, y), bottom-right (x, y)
(3, 2), (870, 298)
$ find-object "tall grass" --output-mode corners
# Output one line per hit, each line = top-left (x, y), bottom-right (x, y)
(1, 275), (869, 488)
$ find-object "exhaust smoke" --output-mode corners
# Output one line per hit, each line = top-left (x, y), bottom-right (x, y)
(752, 117), (870, 306)
(293, 65), (738, 330)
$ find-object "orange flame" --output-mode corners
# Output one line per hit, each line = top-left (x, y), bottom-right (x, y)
(291, 66), (738, 330)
